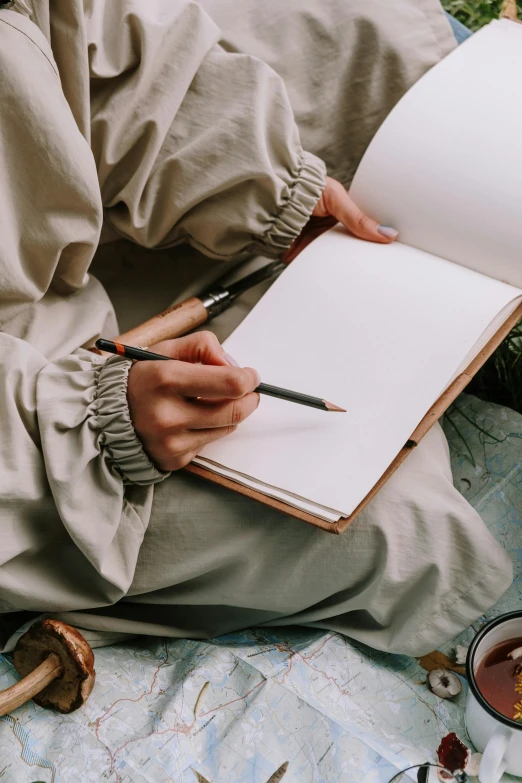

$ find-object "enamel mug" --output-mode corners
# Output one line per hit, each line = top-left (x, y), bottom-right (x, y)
(466, 611), (522, 782)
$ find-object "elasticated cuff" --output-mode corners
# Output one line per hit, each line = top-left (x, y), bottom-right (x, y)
(94, 355), (170, 486)
(256, 150), (327, 256)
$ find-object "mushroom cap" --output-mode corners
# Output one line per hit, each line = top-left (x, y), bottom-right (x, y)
(427, 667), (462, 699)
(12, 619), (95, 713)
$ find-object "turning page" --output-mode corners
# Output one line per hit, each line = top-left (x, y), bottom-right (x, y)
(194, 228), (522, 521)
(350, 20), (522, 289)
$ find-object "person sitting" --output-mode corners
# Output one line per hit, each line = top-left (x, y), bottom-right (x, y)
(0, 0), (510, 655)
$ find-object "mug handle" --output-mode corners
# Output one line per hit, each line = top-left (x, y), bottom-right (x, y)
(479, 725), (511, 783)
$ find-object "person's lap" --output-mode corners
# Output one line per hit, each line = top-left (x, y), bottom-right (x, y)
(58, 418), (510, 656)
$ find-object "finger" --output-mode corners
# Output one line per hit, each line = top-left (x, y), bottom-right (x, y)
(184, 424), (240, 452)
(160, 426), (238, 471)
(165, 425), (239, 467)
(186, 393), (260, 429)
(150, 331), (233, 367)
(155, 361), (261, 399)
(322, 178), (399, 244)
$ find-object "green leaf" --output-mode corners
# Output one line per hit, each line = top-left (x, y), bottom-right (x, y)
(441, 0), (522, 30)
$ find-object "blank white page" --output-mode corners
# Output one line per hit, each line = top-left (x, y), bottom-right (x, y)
(350, 20), (522, 289)
(195, 228), (522, 517)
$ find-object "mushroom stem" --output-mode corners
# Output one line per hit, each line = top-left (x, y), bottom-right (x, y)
(0, 652), (63, 717)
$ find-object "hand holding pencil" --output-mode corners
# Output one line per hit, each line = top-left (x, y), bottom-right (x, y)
(100, 332), (344, 473)
(122, 332), (262, 472)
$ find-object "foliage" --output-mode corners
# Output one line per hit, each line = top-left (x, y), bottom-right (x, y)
(442, 0), (521, 29)
(467, 324), (522, 414)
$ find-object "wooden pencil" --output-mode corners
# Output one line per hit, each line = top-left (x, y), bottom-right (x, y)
(95, 339), (346, 413)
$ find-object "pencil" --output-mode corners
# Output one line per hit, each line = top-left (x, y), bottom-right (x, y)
(95, 339), (346, 413)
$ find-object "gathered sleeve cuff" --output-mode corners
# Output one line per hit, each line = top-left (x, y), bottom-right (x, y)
(256, 151), (326, 257)
(94, 356), (171, 486)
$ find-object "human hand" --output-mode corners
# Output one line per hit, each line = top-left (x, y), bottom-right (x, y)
(127, 332), (260, 471)
(282, 176), (399, 263)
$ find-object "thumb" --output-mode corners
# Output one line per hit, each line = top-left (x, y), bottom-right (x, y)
(150, 331), (232, 367)
(318, 177), (399, 244)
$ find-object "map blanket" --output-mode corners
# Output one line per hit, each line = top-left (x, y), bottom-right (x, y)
(0, 394), (521, 783)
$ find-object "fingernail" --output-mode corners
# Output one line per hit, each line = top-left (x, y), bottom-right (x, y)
(378, 225), (399, 239)
(252, 369), (262, 387)
(224, 352), (239, 367)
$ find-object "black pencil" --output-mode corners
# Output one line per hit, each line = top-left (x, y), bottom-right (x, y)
(95, 339), (346, 413)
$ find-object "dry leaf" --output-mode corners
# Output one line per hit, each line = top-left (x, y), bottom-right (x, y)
(501, 0), (519, 21)
(194, 681), (210, 719)
(266, 761), (289, 782)
(418, 651), (466, 677)
(192, 769), (212, 783)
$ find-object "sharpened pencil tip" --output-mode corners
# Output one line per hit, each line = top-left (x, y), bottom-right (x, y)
(324, 401), (346, 412)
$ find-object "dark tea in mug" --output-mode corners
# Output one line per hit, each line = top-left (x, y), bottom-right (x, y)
(475, 637), (522, 722)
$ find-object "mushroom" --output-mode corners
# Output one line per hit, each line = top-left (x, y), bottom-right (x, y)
(428, 668), (462, 699)
(508, 646), (522, 661)
(0, 619), (95, 715)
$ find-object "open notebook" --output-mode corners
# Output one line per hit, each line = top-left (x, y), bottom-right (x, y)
(188, 20), (522, 532)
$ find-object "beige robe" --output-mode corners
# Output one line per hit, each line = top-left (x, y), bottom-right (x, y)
(0, 0), (513, 655)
